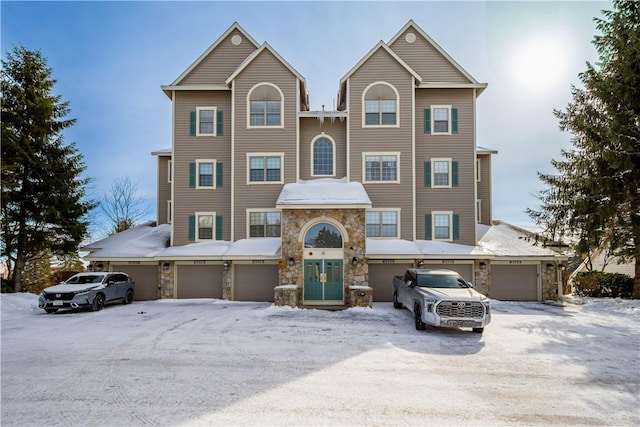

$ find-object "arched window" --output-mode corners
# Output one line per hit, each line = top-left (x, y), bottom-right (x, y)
(248, 83), (283, 127)
(362, 82), (398, 127)
(304, 223), (343, 249)
(312, 136), (334, 176)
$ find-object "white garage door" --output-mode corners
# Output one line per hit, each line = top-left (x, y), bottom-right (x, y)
(234, 265), (278, 302)
(368, 263), (414, 302)
(422, 263), (473, 282)
(176, 265), (223, 299)
(491, 264), (539, 301)
(111, 264), (158, 301)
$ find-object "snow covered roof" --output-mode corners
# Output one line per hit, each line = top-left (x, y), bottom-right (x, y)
(477, 145), (498, 154)
(157, 241), (231, 259)
(151, 147), (172, 156)
(366, 239), (422, 258)
(276, 178), (372, 208)
(474, 222), (560, 257)
(83, 222), (171, 259)
(224, 238), (281, 258)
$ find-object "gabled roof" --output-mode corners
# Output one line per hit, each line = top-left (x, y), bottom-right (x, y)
(225, 42), (306, 85)
(169, 22), (259, 87)
(340, 41), (422, 85)
(388, 19), (480, 85)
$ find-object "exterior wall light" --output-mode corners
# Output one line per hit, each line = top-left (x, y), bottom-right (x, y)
(417, 260), (424, 268)
(288, 257), (295, 267)
(162, 262), (170, 272)
(352, 256), (358, 266)
(546, 263), (555, 270)
(223, 261), (230, 271)
(479, 261), (486, 270)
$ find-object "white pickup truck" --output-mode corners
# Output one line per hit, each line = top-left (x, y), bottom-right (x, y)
(393, 268), (491, 333)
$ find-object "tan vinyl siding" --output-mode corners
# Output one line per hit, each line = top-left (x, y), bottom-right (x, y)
(156, 156), (171, 225)
(348, 49), (414, 240)
(180, 29), (257, 86)
(173, 91), (231, 245)
(477, 154), (492, 225)
(232, 50), (299, 240)
(389, 29), (470, 83)
(416, 88), (476, 244)
(299, 117), (347, 180)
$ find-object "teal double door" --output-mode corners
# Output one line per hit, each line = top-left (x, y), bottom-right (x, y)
(303, 259), (343, 302)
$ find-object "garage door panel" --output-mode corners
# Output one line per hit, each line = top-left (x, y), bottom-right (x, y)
(422, 264), (473, 282)
(368, 263), (413, 302)
(234, 265), (278, 302)
(177, 265), (223, 299)
(111, 265), (158, 301)
(491, 264), (538, 301)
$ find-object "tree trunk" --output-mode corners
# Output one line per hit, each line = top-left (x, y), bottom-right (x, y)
(634, 259), (640, 300)
(13, 255), (24, 293)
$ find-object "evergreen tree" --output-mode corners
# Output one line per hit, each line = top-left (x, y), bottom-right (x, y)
(528, 1), (640, 298)
(1, 46), (95, 292)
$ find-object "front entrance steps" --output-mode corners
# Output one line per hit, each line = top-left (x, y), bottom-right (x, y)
(274, 284), (373, 309)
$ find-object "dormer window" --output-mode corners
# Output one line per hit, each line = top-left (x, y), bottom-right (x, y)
(362, 82), (399, 127)
(248, 83), (283, 128)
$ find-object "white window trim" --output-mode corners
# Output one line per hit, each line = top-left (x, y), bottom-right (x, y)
(310, 133), (336, 177)
(431, 157), (452, 189)
(247, 82), (284, 129)
(196, 106), (217, 137)
(246, 152), (285, 185)
(195, 159), (217, 189)
(246, 208), (282, 238)
(432, 211), (453, 242)
(167, 200), (172, 224)
(476, 158), (481, 182)
(366, 208), (401, 239)
(167, 160), (172, 183)
(431, 105), (452, 135)
(195, 211), (216, 242)
(362, 81), (400, 128)
(362, 152), (400, 184)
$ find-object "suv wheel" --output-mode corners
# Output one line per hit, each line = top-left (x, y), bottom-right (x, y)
(123, 289), (134, 304)
(393, 292), (403, 309)
(91, 294), (105, 312)
(414, 303), (426, 330)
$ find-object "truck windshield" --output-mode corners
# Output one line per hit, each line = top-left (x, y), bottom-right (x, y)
(417, 274), (469, 288)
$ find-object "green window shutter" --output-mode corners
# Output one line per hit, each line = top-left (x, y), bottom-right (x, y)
(424, 108), (431, 133)
(451, 108), (458, 134)
(453, 214), (460, 240)
(190, 111), (196, 136)
(189, 162), (196, 188)
(215, 215), (223, 240)
(452, 161), (459, 187)
(424, 161), (431, 187)
(216, 162), (223, 187)
(188, 215), (195, 241)
(425, 214), (432, 240)
(216, 111), (223, 136)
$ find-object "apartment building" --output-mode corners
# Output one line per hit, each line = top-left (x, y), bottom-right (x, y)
(84, 21), (564, 306)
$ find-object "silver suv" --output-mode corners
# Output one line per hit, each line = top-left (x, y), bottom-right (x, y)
(38, 272), (135, 313)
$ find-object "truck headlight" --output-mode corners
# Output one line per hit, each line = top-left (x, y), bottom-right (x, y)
(425, 299), (436, 312)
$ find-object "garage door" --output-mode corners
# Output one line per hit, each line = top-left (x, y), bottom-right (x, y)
(368, 263), (414, 302)
(111, 264), (158, 301)
(234, 265), (278, 302)
(491, 264), (539, 301)
(176, 265), (223, 299)
(422, 263), (473, 282)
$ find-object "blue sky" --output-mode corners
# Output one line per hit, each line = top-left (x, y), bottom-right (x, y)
(2, 0), (610, 236)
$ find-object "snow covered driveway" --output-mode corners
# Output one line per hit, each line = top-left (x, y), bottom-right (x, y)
(1, 294), (639, 426)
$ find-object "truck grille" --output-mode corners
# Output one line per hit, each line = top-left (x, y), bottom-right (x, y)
(437, 301), (484, 318)
(43, 292), (75, 301)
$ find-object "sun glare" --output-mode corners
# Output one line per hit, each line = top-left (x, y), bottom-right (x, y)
(508, 32), (571, 94)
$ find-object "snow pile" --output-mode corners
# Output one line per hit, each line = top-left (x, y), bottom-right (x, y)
(276, 177), (372, 206)
(158, 240), (231, 257)
(224, 238), (281, 257)
(83, 222), (171, 258)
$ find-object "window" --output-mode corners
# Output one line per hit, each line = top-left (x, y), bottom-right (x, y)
(167, 160), (172, 183)
(434, 213), (450, 240)
(424, 106), (458, 135)
(196, 107), (216, 136)
(189, 160), (220, 189)
(363, 153), (399, 183)
(425, 212), (459, 241)
(476, 158), (481, 182)
(167, 200), (172, 224)
(362, 82), (398, 127)
(249, 211), (281, 237)
(366, 210), (399, 238)
(433, 160), (450, 187)
(197, 213), (214, 240)
(248, 83), (283, 127)
(198, 162), (214, 187)
(477, 200), (482, 223)
(248, 154), (283, 183)
(312, 136), (335, 176)
(424, 160), (458, 188)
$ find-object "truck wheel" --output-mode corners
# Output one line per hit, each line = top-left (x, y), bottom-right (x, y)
(472, 327), (484, 334)
(91, 294), (104, 312)
(393, 292), (403, 309)
(414, 303), (426, 330)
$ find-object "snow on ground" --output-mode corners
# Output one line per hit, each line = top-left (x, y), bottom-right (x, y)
(1, 293), (639, 427)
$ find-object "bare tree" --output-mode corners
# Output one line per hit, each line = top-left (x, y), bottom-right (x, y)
(98, 177), (151, 235)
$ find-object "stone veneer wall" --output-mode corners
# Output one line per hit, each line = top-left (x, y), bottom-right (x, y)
(159, 261), (174, 299)
(279, 208), (368, 306)
(541, 262), (559, 301)
(474, 259), (491, 297)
